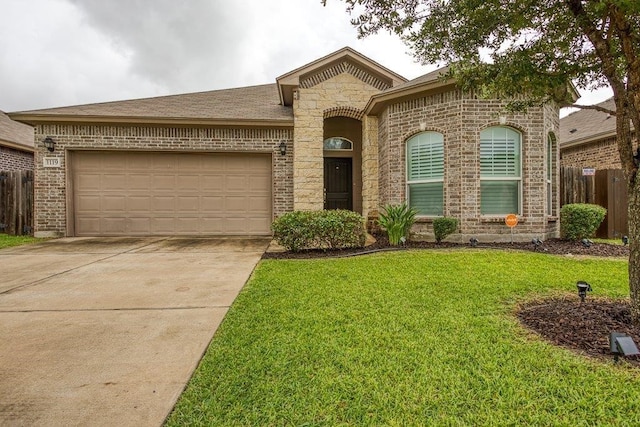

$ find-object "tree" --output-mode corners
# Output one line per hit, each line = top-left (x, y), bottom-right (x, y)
(325, 0), (640, 321)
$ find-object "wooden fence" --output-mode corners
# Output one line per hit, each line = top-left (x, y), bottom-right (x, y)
(560, 167), (628, 238)
(0, 170), (34, 235)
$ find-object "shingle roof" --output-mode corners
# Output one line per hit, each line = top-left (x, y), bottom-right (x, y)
(0, 110), (34, 150)
(381, 66), (451, 94)
(10, 84), (293, 126)
(559, 97), (618, 146)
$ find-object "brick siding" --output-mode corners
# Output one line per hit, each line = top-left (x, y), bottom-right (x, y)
(0, 146), (34, 171)
(377, 90), (560, 242)
(560, 135), (621, 169)
(33, 124), (293, 237)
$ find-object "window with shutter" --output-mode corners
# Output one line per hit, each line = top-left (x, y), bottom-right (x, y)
(480, 127), (522, 215)
(406, 132), (444, 216)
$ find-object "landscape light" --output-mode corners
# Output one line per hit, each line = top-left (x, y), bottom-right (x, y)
(469, 237), (478, 248)
(576, 281), (592, 303)
(581, 238), (593, 247)
(610, 332), (640, 363)
(623, 236), (629, 246)
(532, 238), (543, 251)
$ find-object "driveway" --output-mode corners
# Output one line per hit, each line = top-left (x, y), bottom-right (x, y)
(0, 237), (269, 426)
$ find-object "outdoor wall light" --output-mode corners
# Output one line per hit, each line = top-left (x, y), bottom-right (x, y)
(581, 238), (593, 247)
(43, 136), (56, 152)
(279, 141), (287, 156)
(610, 332), (640, 363)
(623, 235), (629, 246)
(469, 237), (478, 248)
(576, 281), (592, 303)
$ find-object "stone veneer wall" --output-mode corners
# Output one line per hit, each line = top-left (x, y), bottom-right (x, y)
(377, 89), (560, 242)
(32, 124), (293, 237)
(560, 135), (622, 169)
(293, 73), (383, 211)
(0, 146), (34, 171)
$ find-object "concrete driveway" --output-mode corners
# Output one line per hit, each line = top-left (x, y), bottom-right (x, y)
(0, 236), (269, 426)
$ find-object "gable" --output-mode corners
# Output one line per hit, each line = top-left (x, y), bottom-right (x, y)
(276, 47), (407, 106)
(299, 60), (392, 92)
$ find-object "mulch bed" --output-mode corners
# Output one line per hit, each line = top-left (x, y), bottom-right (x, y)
(518, 298), (640, 366)
(265, 237), (638, 366)
(262, 237), (629, 259)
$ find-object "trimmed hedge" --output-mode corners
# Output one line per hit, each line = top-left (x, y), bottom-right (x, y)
(433, 217), (458, 243)
(271, 210), (366, 252)
(560, 203), (607, 240)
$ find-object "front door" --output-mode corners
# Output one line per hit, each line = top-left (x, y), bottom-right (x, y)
(324, 157), (352, 210)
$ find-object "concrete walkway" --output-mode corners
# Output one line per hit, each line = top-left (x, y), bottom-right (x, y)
(0, 237), (269, 426)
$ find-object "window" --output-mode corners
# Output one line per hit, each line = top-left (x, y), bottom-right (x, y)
(406, 132), (444, 216)
(480, 127), (521, 215)
(323, 137), (353, 151)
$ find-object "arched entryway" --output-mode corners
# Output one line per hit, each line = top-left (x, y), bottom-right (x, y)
(323, 116), (362, 213)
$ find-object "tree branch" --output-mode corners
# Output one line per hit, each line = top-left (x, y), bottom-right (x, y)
(568, 103), (616, 115)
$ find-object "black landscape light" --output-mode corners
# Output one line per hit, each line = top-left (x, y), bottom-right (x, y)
(43, 136), (56, 152)
(532, 238), (543, 251)
(623, 236), (629, 246)
(469, 237), (478, 248)
(581, 238), (593, 247)
(576, 281), (592, 303)
(610, 332), (640, 363)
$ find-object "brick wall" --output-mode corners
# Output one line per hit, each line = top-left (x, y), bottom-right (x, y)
(560, 135), (621, 169)
(377, 90), (560, 242)
(33, 124), (293, 237)
(0, 146), (34, 171)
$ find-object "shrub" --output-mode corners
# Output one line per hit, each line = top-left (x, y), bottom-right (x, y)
(271, 210), (366, 252)
(378, 203), (418, 246)
(433, 217), (458, 243)
(560, 203), (607, 240)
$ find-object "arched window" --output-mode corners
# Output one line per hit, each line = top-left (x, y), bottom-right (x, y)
(406, 132), (444, 216)
(323, 137), (353, 151)
(480, 126), (522, 215)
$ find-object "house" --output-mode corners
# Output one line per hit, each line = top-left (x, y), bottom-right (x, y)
(0, 110), (34, 171)
(10, 47), (560, 241)
(559, 97), (632, 238)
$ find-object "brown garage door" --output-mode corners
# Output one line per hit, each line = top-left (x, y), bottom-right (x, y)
(71, 151), (272, 236)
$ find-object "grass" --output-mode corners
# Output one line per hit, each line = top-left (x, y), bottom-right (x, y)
(166, 250), (639, 426)
(0, 233), (44, 249)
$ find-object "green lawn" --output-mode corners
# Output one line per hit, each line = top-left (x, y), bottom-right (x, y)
(0, 233), (44, 249)
(167, 250), (638, 426)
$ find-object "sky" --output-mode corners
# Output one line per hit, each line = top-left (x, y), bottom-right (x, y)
(1, 0), (612, 114)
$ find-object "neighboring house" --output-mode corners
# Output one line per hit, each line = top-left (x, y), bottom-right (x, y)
(0, 110), (34, 171)
(10, 47), (560, 241)
(559, 97), (633, 238)
(560, 97), (624, 169)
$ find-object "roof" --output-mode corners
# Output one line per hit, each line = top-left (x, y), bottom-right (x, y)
(559, 97), (618, 147)
(365, 66), (454, 115)
(10, 84), (293, 127)
(0, 110), (34, 152)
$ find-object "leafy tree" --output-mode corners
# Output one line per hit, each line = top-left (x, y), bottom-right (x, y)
(325, 0), (640, 322)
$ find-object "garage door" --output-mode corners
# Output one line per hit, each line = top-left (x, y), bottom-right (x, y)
(71, 151), (272, 236)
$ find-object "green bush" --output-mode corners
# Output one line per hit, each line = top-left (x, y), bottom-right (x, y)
(560, 203), (607, 240)
(378, 203), (418, 246)
(271, 210), (366, 252)
(433, 217), (458, 243)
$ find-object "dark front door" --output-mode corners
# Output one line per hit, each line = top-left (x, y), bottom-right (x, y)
(324, 157), (353, 210)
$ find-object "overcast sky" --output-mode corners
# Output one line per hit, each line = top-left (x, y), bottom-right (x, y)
(1, 0), (612, 114)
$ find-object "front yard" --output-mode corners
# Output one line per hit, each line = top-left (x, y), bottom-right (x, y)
(168, 249), (638, 425)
